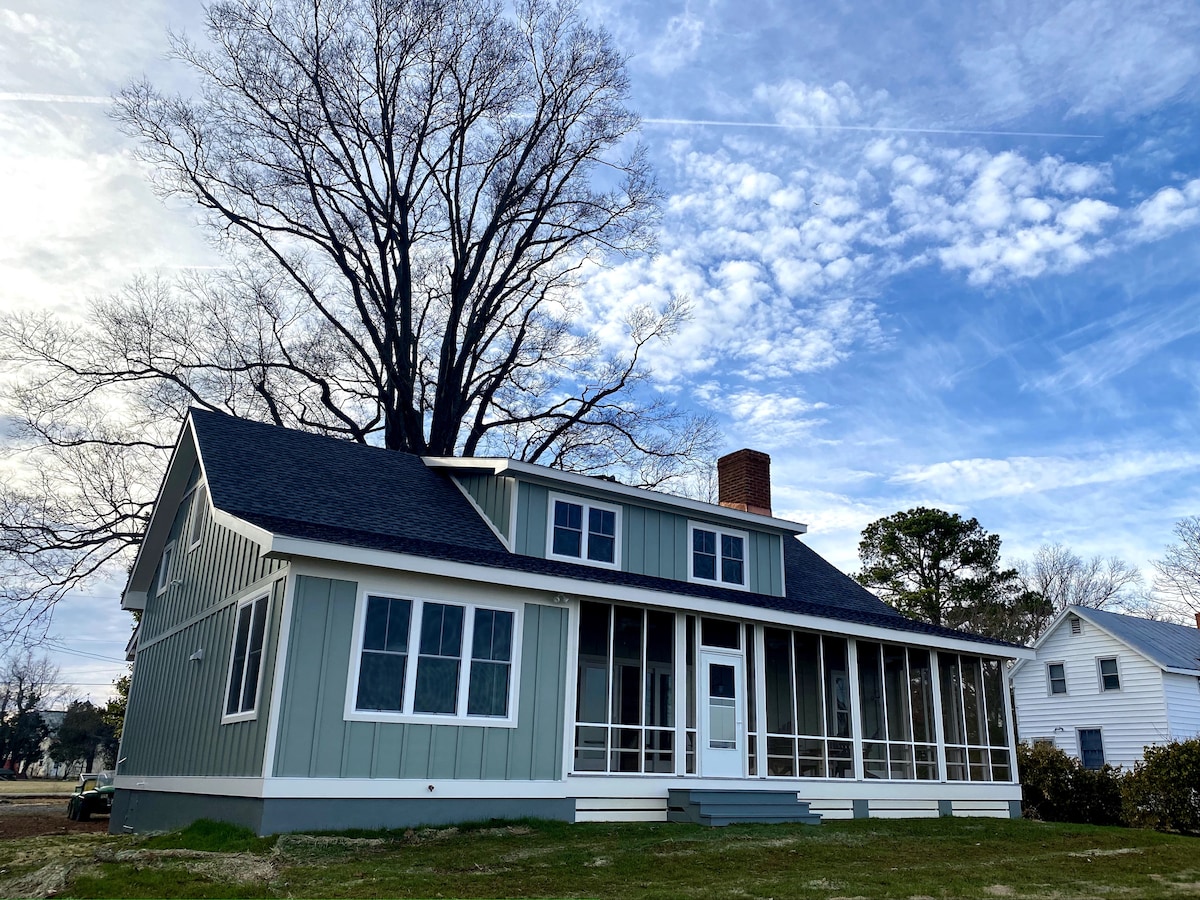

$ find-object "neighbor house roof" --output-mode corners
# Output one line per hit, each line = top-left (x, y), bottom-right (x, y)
(178, 408), (1019, 651)
(1073, 606), (1200, 674)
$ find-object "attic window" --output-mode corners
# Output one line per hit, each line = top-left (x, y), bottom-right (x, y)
(688, 523), (748, 589)
(187, 484), (207, 551)
(547, 494), (620, 569)
(1069, 616), (1082, 635)
(155, 541), (176, 596)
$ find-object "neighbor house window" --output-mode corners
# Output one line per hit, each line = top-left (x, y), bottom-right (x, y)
(547, 495), (620, 568)
(938, 653), (1012, 782)
(224, 593), (269, 720)
(762, 628), (854, 779)
(155, 541), (177, 596)
(688, 523), (748, 588)
(351, 595), (517, 723)
(1078, 728), (1105, 768)
(1047, 662), (1067, 695)
(574, 600), (675, 774)
(1098, 657), (1120, 692)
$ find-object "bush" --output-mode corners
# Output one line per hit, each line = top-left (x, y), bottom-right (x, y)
(1016, 742), (1124, 826)
(1122, 738), (1200, 833)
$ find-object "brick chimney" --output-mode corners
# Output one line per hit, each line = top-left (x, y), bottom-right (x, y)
(717, 449), (772, 516)
(1195, 612), (1200, 630)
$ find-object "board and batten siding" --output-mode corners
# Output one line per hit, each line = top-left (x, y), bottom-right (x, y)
(142, 469), (285, 642)
(273, 574), (568, 780)
(1012, 616), (1169, 768)
(513, 481), (783, 596)
(1163, 672), (1200, 741)
(454, 473), (514, 543)
(121, 575), (286, 777)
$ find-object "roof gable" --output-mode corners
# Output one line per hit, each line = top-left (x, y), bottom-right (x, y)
(1075, 606), (1200, 673)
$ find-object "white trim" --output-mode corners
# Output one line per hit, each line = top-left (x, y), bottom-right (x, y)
(211, 507), (276, 551)
(687, 522), (750, 591)
(421, 456), (807, 535)
(262, 570), (297, 779)
(449, 475), (513, 552)
(546, 492), (622, 570)
(115, 775), (266, 797)
(185, 481), (208, 553)
(561, 599), (580, 780)
(221, 592), (271, 724)
(343, 588), (523, 727)
(135, 573), (285, 654)
(265, 539), (1031, 658)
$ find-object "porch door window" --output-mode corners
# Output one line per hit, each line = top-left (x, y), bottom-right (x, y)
(1079, 729), (1105, 769)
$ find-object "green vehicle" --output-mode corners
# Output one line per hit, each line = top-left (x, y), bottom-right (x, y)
(66, 771), (114, 820)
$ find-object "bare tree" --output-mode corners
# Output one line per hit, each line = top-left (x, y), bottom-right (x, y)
(0, 0), (717, 638)
(1013, 543), (1144, 635)
(1153, 517), (1200, 613)
(0, 650), (61, 773)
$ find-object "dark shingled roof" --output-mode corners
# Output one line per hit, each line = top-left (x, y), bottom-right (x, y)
(1077, 606), (1200, 672)
(189, 408), (1016, 649)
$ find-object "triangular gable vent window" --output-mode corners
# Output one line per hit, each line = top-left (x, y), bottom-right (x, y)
(1069, 616), (1082, 635)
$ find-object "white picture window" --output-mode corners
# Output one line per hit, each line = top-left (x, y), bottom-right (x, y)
(224, 594), (269, 721)
(350, 594), (518, 725)
(1098, 657), (1121, 692)
(688, 523), (748, 588)
(156, 541), (177, 596)
(547, 494), (620, 568)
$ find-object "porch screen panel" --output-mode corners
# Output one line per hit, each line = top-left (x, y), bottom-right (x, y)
(573, 600), (677, 774)
(858, 642), (939, 780)
(764, 627), (854, 779)
(939, 652), (1013, 782)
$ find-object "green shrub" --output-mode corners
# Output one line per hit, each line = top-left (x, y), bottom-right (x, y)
(1016, 742), (1124, 826)
(1122, 738), (1200, 833)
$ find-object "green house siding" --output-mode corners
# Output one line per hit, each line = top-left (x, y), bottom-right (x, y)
(274, 575), (568, 781)
(121, 575), (285, 777)
(515, 482), (784, 595)
(454, 474), (514, 542)
(143, 482), (285, 642)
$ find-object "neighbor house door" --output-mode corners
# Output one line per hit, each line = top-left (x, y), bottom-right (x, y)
(699, 650), (745, 777)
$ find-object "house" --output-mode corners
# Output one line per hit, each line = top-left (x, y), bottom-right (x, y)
(113, 409), (1030, 835)
(1010, 605), (1200, 769)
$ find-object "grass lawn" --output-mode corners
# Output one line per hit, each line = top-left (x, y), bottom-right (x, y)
(0, 779), (74, 795)
(2, 816), (1199, 899)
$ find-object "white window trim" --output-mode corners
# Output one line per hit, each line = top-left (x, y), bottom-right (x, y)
(1096, 656), (1121, 692)
(344, 591), (523, 728)
(155, 541), (177, 596)
(221, 592), (270, 724)
(186, 482), (207, 553)
(686, 522), (750, 591)
(1046, 661), (1068, 696)
(545, 492), (622, 570)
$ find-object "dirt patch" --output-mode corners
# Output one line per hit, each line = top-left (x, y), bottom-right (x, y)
(0, 800), (108, 840)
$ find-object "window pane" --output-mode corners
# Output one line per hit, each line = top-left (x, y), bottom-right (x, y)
(764, 628), (794, 734)
(555, 500), (582, 529)
(420, 603), (463, 656)
(883, 644), (911, 742)
(472, 608), (513, 662)
(577, 602), (610, 724)
(857, 642), (885, 741)
(700, 617), (740, 648)
(909, 648), (934, 743)
(794, 632), (822, 736)
(467, 660), (509, 716)
(553, 501), (583, 557)
(1099, 658), (1120, 691)
(961, 656), (984, 745)
(574, 726), (607, 772)
(939, 653), (965, 745)
(823, 637), (852, 739)
(190, 485), (207, 545)
(588, 534), (615, 563)
(612, 607), (643, 725)
(241, 598), (269, 711)
(414, 657), (460, 714)
(363, 596), (389, 651)
(982, 658), (1008, 746)
(357, 651), (406, 711)
(226, 604), (252, 715)
(645, 611), (674, 727)
(693, 529), (716, 579)
(588, 508), (616, 563)
(721, 534), (745, 584)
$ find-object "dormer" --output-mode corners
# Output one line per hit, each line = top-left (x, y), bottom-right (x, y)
(423, 449), (805, 598)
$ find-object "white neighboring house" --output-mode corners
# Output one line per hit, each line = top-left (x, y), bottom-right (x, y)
(1011, 605), (1200, 769)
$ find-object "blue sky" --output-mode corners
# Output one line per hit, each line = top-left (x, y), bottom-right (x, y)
(2, 0), (1199, 697)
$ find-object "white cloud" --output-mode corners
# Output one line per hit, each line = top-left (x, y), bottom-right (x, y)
(1130, 179), (1200, 241)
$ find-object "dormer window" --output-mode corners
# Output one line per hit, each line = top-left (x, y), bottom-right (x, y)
(688, 523), (748, 588)
(547, 494), (620, 568)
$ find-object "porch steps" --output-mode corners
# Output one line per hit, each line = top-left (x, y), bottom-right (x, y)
(666, 789), (823, 827)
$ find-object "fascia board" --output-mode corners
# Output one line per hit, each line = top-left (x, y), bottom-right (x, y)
(121, 418), (198, 605)
(422, 456), (807, 535)
(267, 535), (1031, 658)
(1162, 665), (1200, 676)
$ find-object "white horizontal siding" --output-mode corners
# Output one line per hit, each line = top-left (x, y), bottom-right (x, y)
(1012, 616), (1168, 768)
(1163, 673), (1200, 741)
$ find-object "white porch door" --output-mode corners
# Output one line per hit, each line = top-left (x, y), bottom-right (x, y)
(699, 650), (745, 777)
